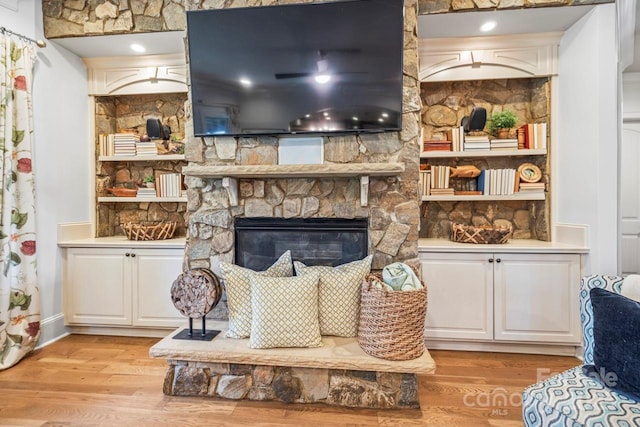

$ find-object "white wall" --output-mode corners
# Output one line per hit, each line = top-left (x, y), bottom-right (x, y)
(0, 1), (90, 344)
(557, 4), (618, 275)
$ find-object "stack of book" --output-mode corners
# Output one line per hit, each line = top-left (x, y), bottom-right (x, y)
(98, 134), (115, 156)
(490, 138), (518, 150)
(463, 134), (490, 151)
(419, 170), (431, 196)
(136, 187), (157, 197)
(449, 126), (464, 152)
(518, 182), (545, 194)
(428, 165), (455, 196)
(423, 140), (452, 152)
(156, 173), (182, 198)
(518, 123), (548, 150)
(136, 140), (158, 156)
(113, 133), (139, 156)
(477, 168), (517, 195)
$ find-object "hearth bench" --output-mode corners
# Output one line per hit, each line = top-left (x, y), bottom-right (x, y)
(150, 320), (436, 409)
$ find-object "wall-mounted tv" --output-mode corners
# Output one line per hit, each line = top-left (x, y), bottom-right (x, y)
(186, 0), (404, 137)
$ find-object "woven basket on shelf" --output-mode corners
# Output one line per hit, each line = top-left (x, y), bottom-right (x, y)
(357, 271), (428, 361)
(451, 222), (512, 245)
(121, 221), (177, 241)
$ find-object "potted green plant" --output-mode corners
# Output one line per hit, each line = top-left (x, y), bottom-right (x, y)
(488, 109), (518, 138)
(143, 175), (155, 188)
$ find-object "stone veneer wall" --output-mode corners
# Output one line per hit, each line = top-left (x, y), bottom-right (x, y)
(420, 78), (551, 240)
(95, 93), (188, 237)
(164, 360), (420, 409)
(41, 0), (612, 39)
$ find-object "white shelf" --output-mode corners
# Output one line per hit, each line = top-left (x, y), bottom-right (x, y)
(422, 193), (545, 202)
(98, 154), (185, 161)
(98, 196), (187, 203)
(420, 149), (546, 158)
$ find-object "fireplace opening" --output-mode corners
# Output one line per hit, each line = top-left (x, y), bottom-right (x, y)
(234, 217), (368, 271)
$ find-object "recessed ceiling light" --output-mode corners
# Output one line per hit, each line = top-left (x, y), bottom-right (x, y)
(130, 43), (146, 53)
(378, 118), (384, 122)
(352, 117), (359, 121)
(480, 21), (496, 32)
(314, 74), (331, 84)
(239, 78), (252, 87)
(381, 112), (389, 118)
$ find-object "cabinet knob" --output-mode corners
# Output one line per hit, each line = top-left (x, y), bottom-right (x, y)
(125, 253), (130, 257)
(496, 258), (501, 263)
(488, 258), (494, 263)
(131, 253), (136, 258)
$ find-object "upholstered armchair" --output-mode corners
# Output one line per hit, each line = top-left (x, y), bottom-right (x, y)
(522, 275), (640, 426)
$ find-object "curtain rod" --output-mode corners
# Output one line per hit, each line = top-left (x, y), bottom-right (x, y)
(0, 27), (46, 48)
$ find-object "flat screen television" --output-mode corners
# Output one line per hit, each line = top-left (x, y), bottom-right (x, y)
(186, 0), (404, 137)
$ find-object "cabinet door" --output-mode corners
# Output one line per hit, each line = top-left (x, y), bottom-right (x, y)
(493, 253), (581, 343)
(64, 248), (132, 325)
(420, 252), (493, 341)
(132, 248), (186, 327)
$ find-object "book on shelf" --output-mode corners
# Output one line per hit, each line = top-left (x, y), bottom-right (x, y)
(518, 123), (547, 150)
(429, 188), (455, 195)
(448, 126), (464, 152)
(490, 138), (518, 150)
(477, 168), (517, 195)
(518, 182), (545, 193)
(136, 187), (157, 197)
(156, 173), (182, 198)
(419, 170), (431, 196)
(430, 165), (450, 189)
(423, 140), (452, 152)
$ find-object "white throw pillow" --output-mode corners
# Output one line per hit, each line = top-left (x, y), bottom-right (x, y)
(294, 255), (373, 337)
(249, 272), (322, 349)
(220, 250), (293, 339)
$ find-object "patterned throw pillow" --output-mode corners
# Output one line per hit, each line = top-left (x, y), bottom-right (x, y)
(249, 272), (322, 349)
(294, 255), (373, 337)
(220, 250), (293, 339)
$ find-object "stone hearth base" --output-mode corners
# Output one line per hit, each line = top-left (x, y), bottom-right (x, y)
(150, 322), (436, 409)
(163, 360), (420, 409)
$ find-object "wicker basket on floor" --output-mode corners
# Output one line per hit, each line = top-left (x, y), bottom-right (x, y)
(121, 221), (177, 241)
(357, 271), (427, 361)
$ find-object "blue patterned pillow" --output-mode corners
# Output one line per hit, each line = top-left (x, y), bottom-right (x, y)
(590, 287), (640, 399)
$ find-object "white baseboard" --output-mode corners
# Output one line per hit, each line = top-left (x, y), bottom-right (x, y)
(36, 313), (69, 349)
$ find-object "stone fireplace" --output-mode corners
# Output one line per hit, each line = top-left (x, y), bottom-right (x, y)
(182, 0), (422, 276)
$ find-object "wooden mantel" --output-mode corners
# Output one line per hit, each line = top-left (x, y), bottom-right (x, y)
(182, 163), (405, 207)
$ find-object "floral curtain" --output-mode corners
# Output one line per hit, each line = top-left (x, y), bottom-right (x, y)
(0, 35), (40, 369)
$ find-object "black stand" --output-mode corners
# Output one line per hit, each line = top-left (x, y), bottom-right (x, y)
(172, 316), (220, 341)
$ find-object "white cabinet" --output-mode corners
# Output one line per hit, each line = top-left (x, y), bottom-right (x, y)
(420, 251), (582, 348)
(64, 247), (185, 331)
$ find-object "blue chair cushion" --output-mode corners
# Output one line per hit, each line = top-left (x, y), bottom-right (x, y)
(523, 366), (640, 426)
(590, 288), (640, 400)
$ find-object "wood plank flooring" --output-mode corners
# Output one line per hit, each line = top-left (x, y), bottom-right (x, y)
(0, 335), (578, 427)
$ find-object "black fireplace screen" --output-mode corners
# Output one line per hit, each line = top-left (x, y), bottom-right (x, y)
(234, 217), (368, 271)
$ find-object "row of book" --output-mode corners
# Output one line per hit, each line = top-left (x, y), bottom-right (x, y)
(98, 133), (158, 157)
(135, 173), (183, 198)
(419, 167), (546, 197)
(518, 123), (547, 150)
(477, 169), (518, 196)
(422, 123), (548, 153)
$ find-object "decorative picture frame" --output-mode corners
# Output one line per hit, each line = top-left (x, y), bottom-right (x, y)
(518, 163), (542, 183)
(278, 137), (324, 165)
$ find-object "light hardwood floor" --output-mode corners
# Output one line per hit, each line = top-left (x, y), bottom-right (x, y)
(0, 335), (578, 427)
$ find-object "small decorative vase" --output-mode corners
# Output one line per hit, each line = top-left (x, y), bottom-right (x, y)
(146, 182), (154, 188)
